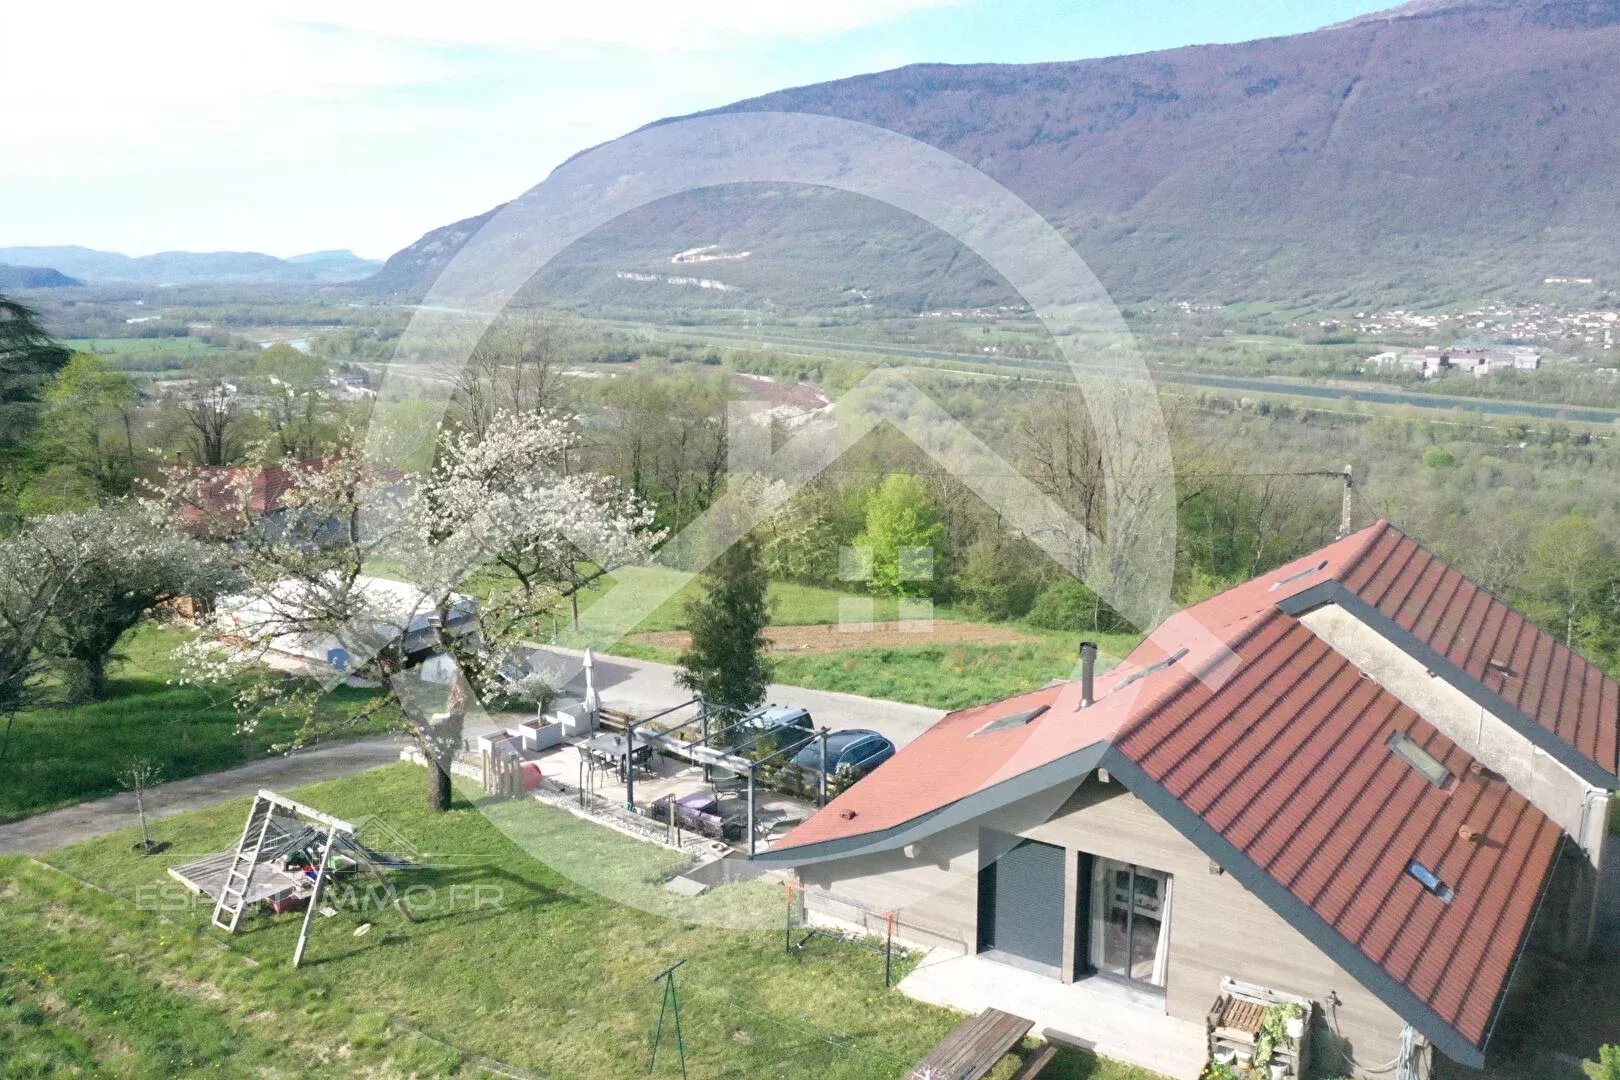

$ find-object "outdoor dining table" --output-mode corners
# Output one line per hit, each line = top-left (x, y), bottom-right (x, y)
(583, 732), (652, 766)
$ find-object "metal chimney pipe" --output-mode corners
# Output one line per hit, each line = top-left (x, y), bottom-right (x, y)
(1079, 641), (1098, 707)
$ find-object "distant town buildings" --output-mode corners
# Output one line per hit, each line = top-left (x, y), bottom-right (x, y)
(1365, 345), (1542, 379)
(1340, 301), (1618, 349)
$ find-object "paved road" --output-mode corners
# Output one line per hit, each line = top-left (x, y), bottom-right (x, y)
(522, 644), (947, 748)
(614, 320), (1620, 426)
(0, 736), (407, 856)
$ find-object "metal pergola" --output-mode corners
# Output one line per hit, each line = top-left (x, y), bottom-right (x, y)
(616, 699), (831, 856)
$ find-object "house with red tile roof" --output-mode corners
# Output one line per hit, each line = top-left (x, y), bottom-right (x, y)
(755, 521), (1618, 1078)
(170, 461), (303, 538)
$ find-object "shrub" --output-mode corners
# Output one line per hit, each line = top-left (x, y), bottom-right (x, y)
(953, 538), (1043, 620)
(1422, 447), (1456, 468)
(1024, 579), (1129, 633)
(1584, 1045), (1620, 1080)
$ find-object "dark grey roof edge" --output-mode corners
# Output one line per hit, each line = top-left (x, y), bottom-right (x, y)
(1098, 746), (1490, 1069)
(1278, 580), (1618, 789)
(749, 741), (1109, 866)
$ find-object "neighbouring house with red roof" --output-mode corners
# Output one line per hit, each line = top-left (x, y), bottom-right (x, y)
(170, 461), (303, 539)
(755, 521), (1618, 1078)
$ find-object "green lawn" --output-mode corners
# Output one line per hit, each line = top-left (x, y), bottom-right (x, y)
(524, 564), (1142, 711)
(0, 625), (393, 824)
(768, 633), (1140, 712)
(60, 337), (226, 356)
(9, 764), (1168, 1080)
(462, 564), (982, 640)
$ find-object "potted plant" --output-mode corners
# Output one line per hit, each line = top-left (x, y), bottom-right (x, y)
(1254, 1002), (1307, 1078)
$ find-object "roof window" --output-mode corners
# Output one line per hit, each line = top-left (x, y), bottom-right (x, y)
(1116, 647), (1189, 689)
(1387, 731), (1452, 789)
(974, 705), (1049, 737)
(1269, 560), (1329, 591)
(1408, 860), (1455, 903)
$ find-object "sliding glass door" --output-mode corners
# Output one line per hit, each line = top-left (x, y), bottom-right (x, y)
(1088, 859), (1171, 987)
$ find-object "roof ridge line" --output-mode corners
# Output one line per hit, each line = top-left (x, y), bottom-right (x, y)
(1336, 517), (1393, 582)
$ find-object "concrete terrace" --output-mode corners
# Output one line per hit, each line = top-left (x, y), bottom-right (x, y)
(898, 949), (1208, 1079)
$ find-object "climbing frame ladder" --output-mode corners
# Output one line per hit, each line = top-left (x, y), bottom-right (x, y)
(210, 790), (356, 938)
(210, 792), (280, 932)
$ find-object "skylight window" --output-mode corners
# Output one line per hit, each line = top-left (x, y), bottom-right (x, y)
(1269, 560), (1329, 591)
(1116, 648), (1190, 689)
(1387, 731), (1452, 788)
(1408, 860), (1455, 903)
(974, 705), (1049, 737)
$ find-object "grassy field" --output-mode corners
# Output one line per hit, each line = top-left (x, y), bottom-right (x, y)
(521, 565), (1141, 710)
(497, 565), (985, 638)
(6, 764), (1168, 1080)
(60, 337), (226, 356)
(767, 633), (1137, 711)
(0, 626), (393, 824)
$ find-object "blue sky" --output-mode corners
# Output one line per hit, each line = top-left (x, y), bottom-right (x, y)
(2, 0), (1387, 260)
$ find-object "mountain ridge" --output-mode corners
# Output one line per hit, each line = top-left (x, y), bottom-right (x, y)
(368, 0), (1620, 310)
(0, 245), (382, 287)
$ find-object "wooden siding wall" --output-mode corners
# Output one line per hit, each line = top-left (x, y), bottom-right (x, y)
(797, 774), (1425, 1078)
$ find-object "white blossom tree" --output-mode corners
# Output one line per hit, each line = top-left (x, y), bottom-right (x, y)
(176, 410), (662, 811)
(0, 545), (74, 761)
(0, 503), (241, 700)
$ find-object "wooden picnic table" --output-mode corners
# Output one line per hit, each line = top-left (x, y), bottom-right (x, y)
(911, 1007), (1034, 1080)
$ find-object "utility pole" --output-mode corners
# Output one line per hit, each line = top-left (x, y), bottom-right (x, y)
(1338, 464), (1355, 539)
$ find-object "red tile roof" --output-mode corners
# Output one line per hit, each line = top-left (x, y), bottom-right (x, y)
(1338, 524), (1619, 777)
(1113, 608), (1562, 1048)
(172, 460), (322, 536)
(762, 520), (1614, 1062)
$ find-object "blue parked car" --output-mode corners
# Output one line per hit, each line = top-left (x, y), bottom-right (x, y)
(788, 729), (895, 784)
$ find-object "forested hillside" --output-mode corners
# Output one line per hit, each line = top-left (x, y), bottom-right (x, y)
(370, 0), (1620, 312)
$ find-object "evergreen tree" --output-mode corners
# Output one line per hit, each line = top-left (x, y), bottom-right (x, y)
(0, 297), (71, 451)
(676, 535), (772, 719)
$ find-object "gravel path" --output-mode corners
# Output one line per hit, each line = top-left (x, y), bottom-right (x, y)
(0, 649), (946, 856)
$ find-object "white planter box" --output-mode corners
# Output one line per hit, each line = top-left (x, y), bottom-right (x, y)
(557, 708), (596, 737)
(520, 719), (563, 752)
(476, 729), (522, 756)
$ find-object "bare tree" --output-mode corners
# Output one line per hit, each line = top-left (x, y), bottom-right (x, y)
(1016, 385), (1107, 579)
(0, 552), (72, 761)
(178, 380), (241, 466)
(451, 312), (579, 441)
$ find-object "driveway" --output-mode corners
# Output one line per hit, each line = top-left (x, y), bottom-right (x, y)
(0, 736), (406, 856)
(522, 644), (947, 748)
(0, 650), (945, 856)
